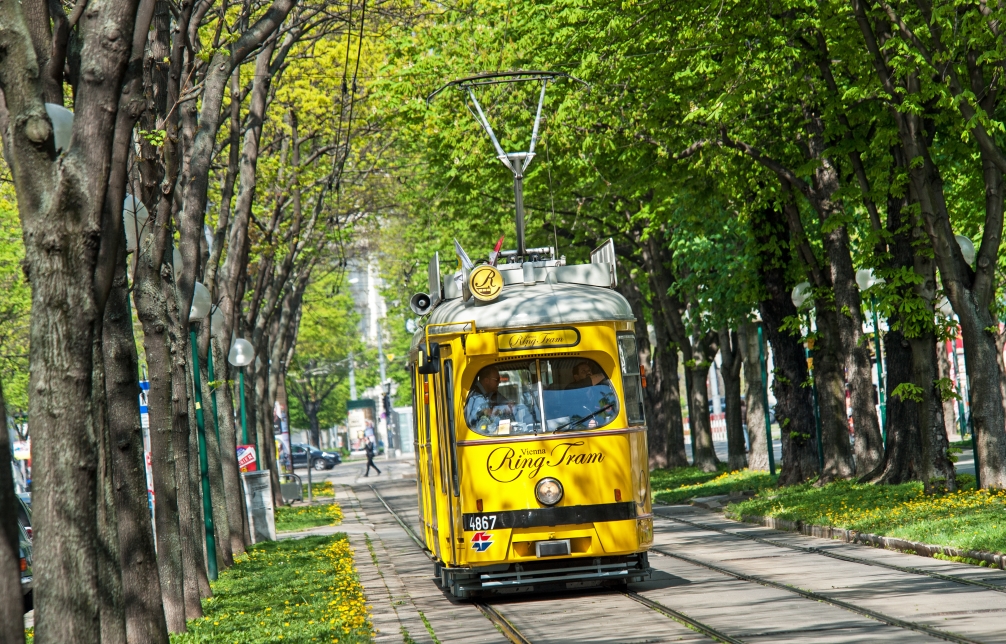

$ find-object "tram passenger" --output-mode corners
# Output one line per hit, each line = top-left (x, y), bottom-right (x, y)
(565, 360), (610, 389)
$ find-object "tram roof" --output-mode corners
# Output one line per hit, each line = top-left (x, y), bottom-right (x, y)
(410, 271), (635, 351)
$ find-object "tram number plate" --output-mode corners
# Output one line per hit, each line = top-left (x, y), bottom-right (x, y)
(467, 514), (497, 531)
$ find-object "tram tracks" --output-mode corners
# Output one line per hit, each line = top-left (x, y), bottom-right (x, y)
(648, 544), (987, 644)
(655, 511), (1006, 595)
(369, 485), (759, 644)
(369, 485), (989, 643)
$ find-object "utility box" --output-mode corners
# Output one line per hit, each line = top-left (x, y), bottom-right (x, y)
(241, 470), (276, 543)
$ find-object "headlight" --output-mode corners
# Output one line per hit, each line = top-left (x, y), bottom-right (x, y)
(535, 477), (564, 506)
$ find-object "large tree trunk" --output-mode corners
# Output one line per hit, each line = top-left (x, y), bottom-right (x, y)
(93, 337), (127, 644)
(738, 323), (771, 471)
(654, 324), (688, 468)
(752, 207), (819, 484)
(168, 325), (206, 613)
(822, 224), (884, 476)
(719, 328), (747, 471)
(102, 252), (169, 643)
(211, 336), (248, 553)
(870, 327), (922, 484)
(813, 308), (855, 483)
(134, 256), (186, 632)
(0, 381), (26, 644)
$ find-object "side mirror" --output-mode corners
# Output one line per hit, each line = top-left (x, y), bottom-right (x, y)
(417, 343), (441, 374)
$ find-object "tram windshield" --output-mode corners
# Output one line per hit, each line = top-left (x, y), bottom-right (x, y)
(464, 358), (619, 436)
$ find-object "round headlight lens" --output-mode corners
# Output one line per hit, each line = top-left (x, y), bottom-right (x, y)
(535, 477), (563, 506)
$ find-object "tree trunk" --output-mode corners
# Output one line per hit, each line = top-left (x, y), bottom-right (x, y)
(813, 308), (855, 483)
(211, 336), (248, 553)
(183, 355), (211, 599)
(168, 327), (206, 613)
(134, 257), (186, 632)
(738, 323), (770, 471)
(655, 324), (688, 468)
(689, 333), (720, 472)
(0, 380), (26, 644)
(93, 337), (127, 644)
(719, 328), (747, 471)
(822, 223), (884, 476)
(938, 341), (959, 439)
(870, 327), (922, 484)
(102, 252), (170, 643)
(751, 207), (819, 485)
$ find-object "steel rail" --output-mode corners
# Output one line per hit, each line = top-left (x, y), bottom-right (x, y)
(650, 546), (984, 644)
(622, 591), (745, 644)
(656, 512), (1006, 594)
(474, 603), (533, 644)
(369, 486), (535, 644)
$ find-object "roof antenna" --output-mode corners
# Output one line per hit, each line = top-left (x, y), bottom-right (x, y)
(428, 71), (587, 261)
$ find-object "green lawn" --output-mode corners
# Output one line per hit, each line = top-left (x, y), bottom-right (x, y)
(275, 502), (344, 533)
(650, 466), (777, 504)
(171, 533), (372, 643)
(726, 474), (1006, 554)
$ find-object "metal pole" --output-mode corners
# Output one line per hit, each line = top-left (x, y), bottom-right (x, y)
(349, 351), (357, 400)
(870, 296), (887, 445)
(189, 327), (217, 581)
(757, 324), (776, 476)
(513, 171), (526, 256)
(307, 448), (313, 504)
(806, 314), (824, 474)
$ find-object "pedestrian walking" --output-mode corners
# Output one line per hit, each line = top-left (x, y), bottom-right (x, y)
(364, 435), (381, 477)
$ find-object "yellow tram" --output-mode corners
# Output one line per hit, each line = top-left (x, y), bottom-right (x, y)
(407, 241), (654, 598)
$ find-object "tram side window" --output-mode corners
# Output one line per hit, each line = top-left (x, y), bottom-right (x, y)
(541, 358), (619, 432)
(617, 333), (646, 426)
(464, 361), (542, 435)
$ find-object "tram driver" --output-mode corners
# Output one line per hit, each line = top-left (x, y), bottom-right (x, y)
(464, 364), (538, 435)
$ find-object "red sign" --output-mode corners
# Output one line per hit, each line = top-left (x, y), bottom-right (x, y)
(237, 445), (257, 472)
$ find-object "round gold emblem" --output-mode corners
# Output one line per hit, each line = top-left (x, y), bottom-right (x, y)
(468, 264), (503, 302)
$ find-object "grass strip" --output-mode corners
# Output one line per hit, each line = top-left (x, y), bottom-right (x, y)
(171, 533), (372, 643)
(302, 481), (335, 498)
(726, 474), (1006, 555)
(651, 467), (777, 504)
(276, 501), (344, 533)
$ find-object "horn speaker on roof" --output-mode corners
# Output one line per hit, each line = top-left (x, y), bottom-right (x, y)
(410, 292), (432, 316)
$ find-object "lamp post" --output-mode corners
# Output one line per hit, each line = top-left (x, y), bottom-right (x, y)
(856, 269), (887, 445)
(228, 338), (256, 465)
(757, 322), (776, 476)
(188, 281), (217, 580)
(791, 282), (824, 473)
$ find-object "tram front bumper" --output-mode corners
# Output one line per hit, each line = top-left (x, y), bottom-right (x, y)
(442, 552), (651, 598)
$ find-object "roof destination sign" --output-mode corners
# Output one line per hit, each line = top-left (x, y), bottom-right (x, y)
(497, 327), (580, 352)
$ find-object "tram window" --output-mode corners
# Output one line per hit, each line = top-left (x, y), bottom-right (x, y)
(464, 361), (542, 435)
(540, 358), (619, 432)
(617, 333), (646, 425)
(464, 358), (619, 435)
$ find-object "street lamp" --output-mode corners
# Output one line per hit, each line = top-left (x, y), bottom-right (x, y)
(187, 281), (217, 580)
(791, 281), (824, 473)
(856, 269), (887, 445)
(44, 103), (73, 152)
(228, 338), (256, 466)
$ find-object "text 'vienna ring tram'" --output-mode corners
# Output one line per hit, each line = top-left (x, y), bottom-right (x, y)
(408, 72), (653, 598)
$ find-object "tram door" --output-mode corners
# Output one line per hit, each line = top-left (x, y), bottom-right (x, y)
(422, 372), (442, 559)
(412, 367), (433, 552)
(433, 354), (461, 564)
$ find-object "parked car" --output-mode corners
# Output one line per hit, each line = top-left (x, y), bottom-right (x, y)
(17, 494), (32, 613)
(291, 443), (341, 470)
